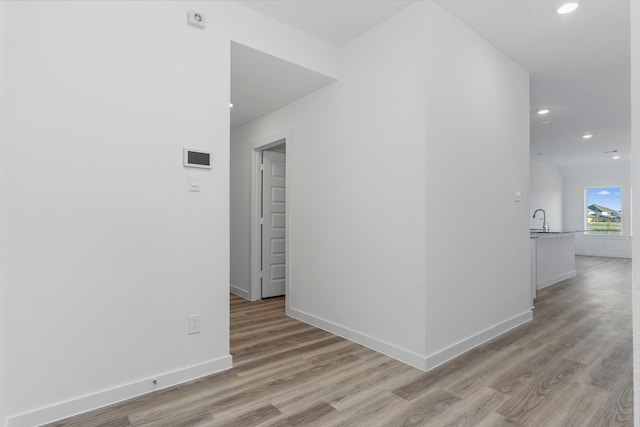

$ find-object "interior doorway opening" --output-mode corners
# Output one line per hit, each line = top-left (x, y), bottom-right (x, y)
(258, 143), (286, 298)
(250, 135), (290, 302)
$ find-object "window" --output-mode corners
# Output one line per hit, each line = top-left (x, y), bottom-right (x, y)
(585, 186), (622, 235)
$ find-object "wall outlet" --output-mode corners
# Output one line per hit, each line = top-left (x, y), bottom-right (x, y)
(187, 314), (201, 335)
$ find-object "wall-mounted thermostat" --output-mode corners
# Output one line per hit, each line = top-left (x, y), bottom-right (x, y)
(184, 148), (211, 169)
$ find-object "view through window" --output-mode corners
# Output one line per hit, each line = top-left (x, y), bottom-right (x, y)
(585, 186), (622, 235)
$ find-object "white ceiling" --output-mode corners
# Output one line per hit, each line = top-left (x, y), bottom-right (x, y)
(231, 0), (631, 175)
(436, 0), (630, 175)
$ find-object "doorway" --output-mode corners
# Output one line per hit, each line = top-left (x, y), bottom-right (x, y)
(260, 145), (286, 298)
(251, 136), (290, 301)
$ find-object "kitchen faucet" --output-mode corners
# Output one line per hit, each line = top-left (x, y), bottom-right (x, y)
(533, 209), (549, 232)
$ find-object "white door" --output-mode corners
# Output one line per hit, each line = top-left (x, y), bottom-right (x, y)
(261, 151), (286, 298)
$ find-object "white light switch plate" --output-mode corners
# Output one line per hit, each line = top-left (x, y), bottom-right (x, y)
(187, 314), (201, 335)
(189, 173), (200, 192)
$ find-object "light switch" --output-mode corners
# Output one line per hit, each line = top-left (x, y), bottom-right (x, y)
(189, 173), (201, 192)
(514, 191), (522, 202)
(187, 314), (201, 335)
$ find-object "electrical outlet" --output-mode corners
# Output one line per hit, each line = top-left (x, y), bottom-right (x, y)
(187, 314), (201, 335)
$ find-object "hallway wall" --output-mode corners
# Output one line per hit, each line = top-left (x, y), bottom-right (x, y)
(232, 1), (531, 370)
(1, 2), (338, 426)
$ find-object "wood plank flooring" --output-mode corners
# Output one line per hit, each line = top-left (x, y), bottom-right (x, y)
(47, 256), (632, 426)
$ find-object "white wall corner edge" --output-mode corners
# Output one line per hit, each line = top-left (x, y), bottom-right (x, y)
(7, 355), (233, 427)
(425, 310), (533, 371)
(230, 284), (250, 300)
(288, 307), (429, 371)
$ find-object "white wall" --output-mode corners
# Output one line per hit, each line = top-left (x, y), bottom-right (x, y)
(232, 1), (429, 366)
(229, 124), (253, 297)
(530, 160), (563, 230)
(231, 1), (531, 370)
(1, 1), (338, 426)
(630, 1), (639, 424)
(4, 3), (230, 424)
(423, 3), (531, 364)
(0, 2), (7, 425)
(564, 172), (632, 258)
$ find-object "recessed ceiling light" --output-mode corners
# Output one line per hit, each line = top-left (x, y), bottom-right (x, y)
(557, 3), (579, 14)
(582, 134), (593, 139)
(229, 103), (234, 108)
(537, 109), (550, 115)
(612, 156), (621, 160)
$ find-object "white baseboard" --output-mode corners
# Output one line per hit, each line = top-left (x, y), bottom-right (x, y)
(230, 284), (250, 300)
(8, 355), (232, 427)
(425, 310), (533, 370)
(288, 307), (429, 370)
(537, 270), (577, 290)
(288, 307), (533, 373)
(575, 250), (631, 259)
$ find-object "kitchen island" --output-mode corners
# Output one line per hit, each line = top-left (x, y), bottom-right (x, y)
(530, 232), (577, 298)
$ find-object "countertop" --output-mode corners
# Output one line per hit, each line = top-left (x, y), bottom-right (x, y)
(530, 230), (583, 239)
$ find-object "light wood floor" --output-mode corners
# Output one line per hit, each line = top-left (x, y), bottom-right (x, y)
(48, 256), (632, 426)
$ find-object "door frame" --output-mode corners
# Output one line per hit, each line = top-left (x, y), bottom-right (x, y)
(250, 130), (292, 303)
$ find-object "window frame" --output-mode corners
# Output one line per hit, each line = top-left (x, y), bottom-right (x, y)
(584, 186), (623, 236)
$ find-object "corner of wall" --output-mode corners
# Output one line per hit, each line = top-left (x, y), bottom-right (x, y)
(288, 307), (429, 371)
(230, 285), (250, 300)
(0, 1), (7, 424)
(423, 0), (531, 362)
(629, 0), (640, 422)
(425, 310), (533, 370)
